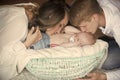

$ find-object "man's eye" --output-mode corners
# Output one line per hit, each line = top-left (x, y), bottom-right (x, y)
(77, 37), (79, 41)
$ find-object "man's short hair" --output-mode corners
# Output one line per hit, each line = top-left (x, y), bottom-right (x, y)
(70, 0), (102, 27)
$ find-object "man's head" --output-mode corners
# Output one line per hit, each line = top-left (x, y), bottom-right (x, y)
(70, 0), (103, 34)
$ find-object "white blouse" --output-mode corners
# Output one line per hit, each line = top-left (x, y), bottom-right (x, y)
(98, 0), (120, 47)
(98, 0), (120, 80)
(0, 4), (47, 80)
(0, 5), (28, 80)
(0, 5), (28, 48)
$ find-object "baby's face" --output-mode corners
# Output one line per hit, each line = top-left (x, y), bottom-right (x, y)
(73, 32), (85, 46)
(73, 32), (95, 46)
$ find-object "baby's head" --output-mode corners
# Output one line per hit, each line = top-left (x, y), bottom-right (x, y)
(73, 32), (96, 46)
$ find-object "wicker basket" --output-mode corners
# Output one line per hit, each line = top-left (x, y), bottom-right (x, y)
(26, 49), (106, 80)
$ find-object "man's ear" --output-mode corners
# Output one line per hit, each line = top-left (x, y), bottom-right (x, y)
(91, 14), (99, 22)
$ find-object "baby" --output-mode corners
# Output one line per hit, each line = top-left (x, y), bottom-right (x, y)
(50, 26), (96, 47)
(31, 26), (96, 49)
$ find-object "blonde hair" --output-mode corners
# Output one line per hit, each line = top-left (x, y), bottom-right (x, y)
(16, 3), (40, 15)
(70, 0), (102, 27)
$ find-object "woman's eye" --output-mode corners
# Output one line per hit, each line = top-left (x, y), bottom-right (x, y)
(59, 24), (62, 27)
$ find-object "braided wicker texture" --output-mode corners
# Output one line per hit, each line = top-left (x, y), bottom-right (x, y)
(26, 49), (106, 80)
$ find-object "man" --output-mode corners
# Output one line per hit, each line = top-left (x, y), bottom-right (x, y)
(70, 0), (120, 80)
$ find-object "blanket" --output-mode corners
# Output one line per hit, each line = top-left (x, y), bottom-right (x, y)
(25, 40), (108, 80)
(0, 39), (108, 80)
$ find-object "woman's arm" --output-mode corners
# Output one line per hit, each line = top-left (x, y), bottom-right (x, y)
(23, 27), (42, 48)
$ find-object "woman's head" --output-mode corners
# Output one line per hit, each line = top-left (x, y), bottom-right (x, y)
(20, 1), (69, 35)
(36, 0), (69, 35)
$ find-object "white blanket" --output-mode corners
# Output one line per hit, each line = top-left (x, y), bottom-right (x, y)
(0, 39), (108, 80)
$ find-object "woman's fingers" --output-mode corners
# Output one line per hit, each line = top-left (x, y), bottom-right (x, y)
(34, 26), (42, 43)
(34, 26), (42, 41)
(29, 27), (35, 34)
(24, 26), (42, 48)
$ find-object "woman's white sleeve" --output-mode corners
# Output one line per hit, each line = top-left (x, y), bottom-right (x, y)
(0, 15), (28, 47)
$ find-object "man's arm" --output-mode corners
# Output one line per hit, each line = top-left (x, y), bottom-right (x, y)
(75, 69), (120, 80)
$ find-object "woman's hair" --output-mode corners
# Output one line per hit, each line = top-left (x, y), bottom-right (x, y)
(16, 3), (40, 17)
(16, 3), (40, 30)
(28, 0), (69, 32)
(70, 0), (102, 27)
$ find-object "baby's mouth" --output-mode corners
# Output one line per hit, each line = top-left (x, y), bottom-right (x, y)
(69, 36), (75, 42)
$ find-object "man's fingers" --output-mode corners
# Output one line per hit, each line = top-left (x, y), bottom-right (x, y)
(87, 73), (93, 77)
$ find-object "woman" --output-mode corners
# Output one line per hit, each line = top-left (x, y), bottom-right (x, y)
(0, 0), (69, 80)
(30, 0), (69, 50)
(0, 3), (42, 80)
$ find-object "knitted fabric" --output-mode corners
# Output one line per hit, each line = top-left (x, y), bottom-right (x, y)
(26, 49), (106, 80)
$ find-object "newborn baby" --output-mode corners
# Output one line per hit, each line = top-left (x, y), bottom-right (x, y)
(50, 26), (96, 47)
(31, 26), (96, 49)
(69, 32), (96, 46)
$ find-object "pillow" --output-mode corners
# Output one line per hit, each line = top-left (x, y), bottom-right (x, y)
(26, 39), (108, 80)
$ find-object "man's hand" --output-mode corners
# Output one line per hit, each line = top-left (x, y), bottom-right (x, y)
(75, 72), (107, 80)
(24, 26), (42, 48)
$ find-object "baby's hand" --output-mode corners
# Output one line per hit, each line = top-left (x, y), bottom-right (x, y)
(24, 26), (42, 48)
(50, 44), (60, 48)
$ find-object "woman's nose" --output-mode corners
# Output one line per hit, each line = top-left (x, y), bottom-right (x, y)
(57, 28), (63, 34)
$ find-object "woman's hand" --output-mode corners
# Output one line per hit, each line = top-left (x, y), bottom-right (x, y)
(24, 26), (42, 48)
(75, 72), (107, 80)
